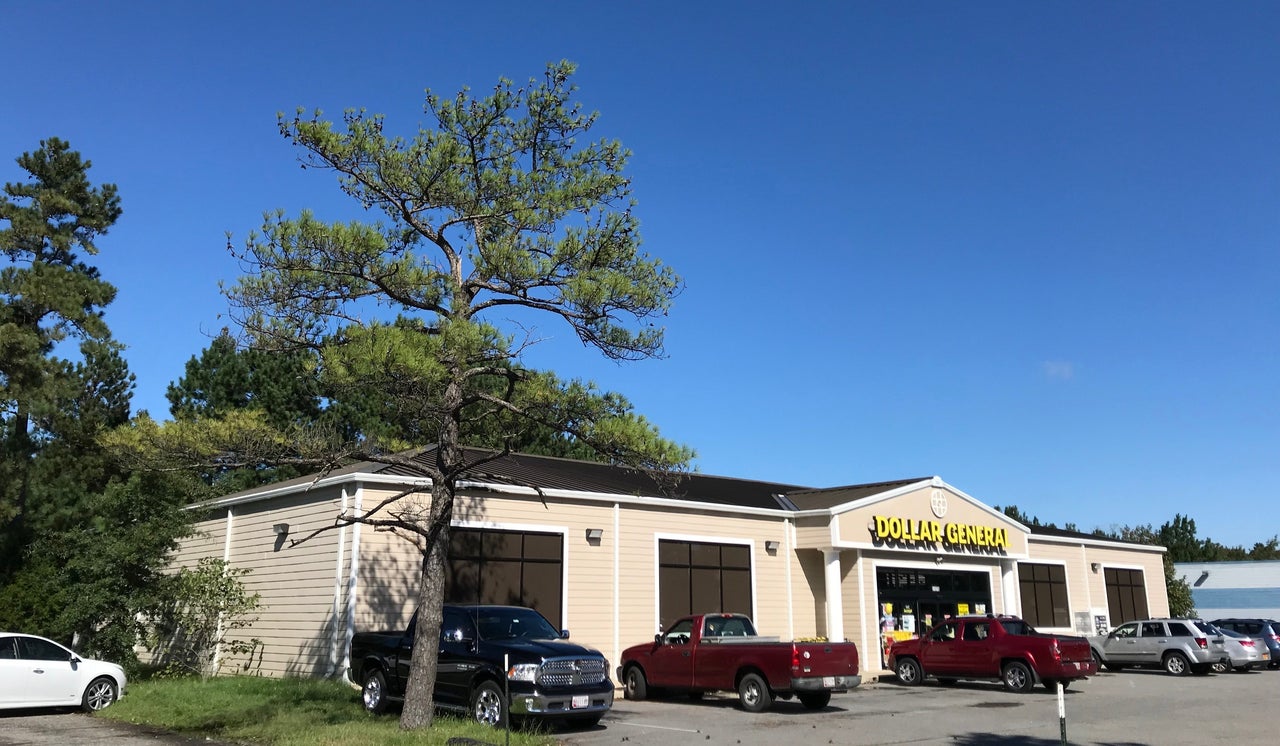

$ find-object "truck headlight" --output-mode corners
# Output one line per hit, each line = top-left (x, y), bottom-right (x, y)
(507, 663), (539, 682)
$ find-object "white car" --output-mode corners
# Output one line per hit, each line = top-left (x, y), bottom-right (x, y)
(0, 632), (126, 711)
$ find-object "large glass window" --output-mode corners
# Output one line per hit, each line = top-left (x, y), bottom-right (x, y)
(447, 528), (563, 628)
(1018, 562), (1071, 628)
(1104, 568), (1149, 626)
(658, 540), (752, 629)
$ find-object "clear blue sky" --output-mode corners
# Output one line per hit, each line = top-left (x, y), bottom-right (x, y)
(4, 1), (1277, 547)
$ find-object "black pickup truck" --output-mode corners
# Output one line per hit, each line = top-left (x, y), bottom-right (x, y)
(349, 604), (614, 728)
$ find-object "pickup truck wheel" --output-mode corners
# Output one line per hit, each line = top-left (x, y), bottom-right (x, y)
(623, 665), (648, 701)
(738, 672), (772, 712)
(798, 691), (830, 710)
(1001, 661), (1035, 693)
(895, 657), (923, 686)
(361, 669), (389, 714)
(472, 680), (507, 727)
(1163, 651), (1190, 676)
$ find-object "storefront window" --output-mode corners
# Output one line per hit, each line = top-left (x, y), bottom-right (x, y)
(1018, 562), (1070, 628)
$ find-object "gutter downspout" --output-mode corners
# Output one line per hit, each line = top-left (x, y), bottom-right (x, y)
(340, 484), (365, 686)
(326, 486), (351, 678)
(211, 507), (234, 674)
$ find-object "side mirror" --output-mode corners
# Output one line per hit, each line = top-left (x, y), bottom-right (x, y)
(559, 629), (570, 639)
(654, 633), (663, 644)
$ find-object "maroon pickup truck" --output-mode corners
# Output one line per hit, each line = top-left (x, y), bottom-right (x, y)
(617, 613), (860, 712)
(888, 615), (1097, 693)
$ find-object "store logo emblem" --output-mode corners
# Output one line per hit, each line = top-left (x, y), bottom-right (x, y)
(930, 490), (948, 519)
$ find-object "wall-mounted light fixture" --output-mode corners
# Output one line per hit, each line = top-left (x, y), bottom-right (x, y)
(585, 528), (604, 542)
(765, 540), (780, 553)
(273, 523), (290, 536)
(1091, 562), (1101, 573)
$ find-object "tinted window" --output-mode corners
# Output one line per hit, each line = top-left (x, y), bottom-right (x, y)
(15, 636), (70, 661)
(662, 619), (694, 645)
(0, 636), (15, 659)
(1167, 622), (1193, 637)
(1244, 622), (1263, 634)
(1000, 620), (1035, 636)
(1141, 622), (1166, 637)
(1192, 621), (1218, 635)
(963, 622), (990, 641)
(931, 623), (958, 642)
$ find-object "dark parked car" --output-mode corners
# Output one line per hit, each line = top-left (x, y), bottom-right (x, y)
(350, 605), (613, 728)
(1211, 619), (1280, 669)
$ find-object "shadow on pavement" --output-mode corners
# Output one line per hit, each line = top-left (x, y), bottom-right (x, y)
(953, 735), (1147, 746)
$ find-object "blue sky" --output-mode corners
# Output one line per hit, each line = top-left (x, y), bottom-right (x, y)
(3, 1), (1277, 546)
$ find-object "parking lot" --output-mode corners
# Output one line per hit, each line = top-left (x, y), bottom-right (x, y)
(562, 669), (1277, 746)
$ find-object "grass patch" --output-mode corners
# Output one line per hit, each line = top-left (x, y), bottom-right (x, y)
(99, 676), (560, 746)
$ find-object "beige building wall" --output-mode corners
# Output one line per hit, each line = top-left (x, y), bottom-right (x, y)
(1025, 538), (1169, 627)
(161, 472), (1171, 682)
(160, 486), (356, 679)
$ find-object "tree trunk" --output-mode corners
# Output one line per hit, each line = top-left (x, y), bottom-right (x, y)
(398, 482), (453, 730)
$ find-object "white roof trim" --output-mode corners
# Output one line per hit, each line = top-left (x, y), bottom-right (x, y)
(1029, 533), (1167, 553)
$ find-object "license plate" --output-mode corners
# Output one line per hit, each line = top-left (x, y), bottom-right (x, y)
(822, 676), (835, 687)
(571, 695), (589, 709)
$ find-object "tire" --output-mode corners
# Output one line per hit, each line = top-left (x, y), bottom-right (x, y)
(895, 657), (923, 686)
(1269, 660), (1280, 670)
(1233, 664), (1253, 673)
(623, 665), (648, 701)
(1042, 678), (1071, 691)
(798, 691), (831, 710)
(1103, 661), (1125, 672)
(1211, 660), (1229, 674)
(1091, 650), (1103, 668)
(1163, 651), (1191, 676)
(471, 680), (507, 727)
(1002, 661), (1035, 693)
(738, 672), (773, 713)
(81, 676), (118, 712)
(361, 668), (388, 714)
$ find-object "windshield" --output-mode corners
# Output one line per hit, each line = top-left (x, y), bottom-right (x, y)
(475, 608), (561, 641)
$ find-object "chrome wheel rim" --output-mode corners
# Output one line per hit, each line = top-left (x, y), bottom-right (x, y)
(362, 677), (382, 709)
(1006, 665), (1029, 690)
(474, 687), (503, 726)
(897, 661), (918, 684)
(626, 670), (640, 696)
(741, 679), (762, 707)
(1167, 655), (1187, 675)
(86, 681), (114, 710)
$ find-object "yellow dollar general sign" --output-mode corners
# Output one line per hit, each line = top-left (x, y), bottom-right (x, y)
(871, 515), (1010, 551)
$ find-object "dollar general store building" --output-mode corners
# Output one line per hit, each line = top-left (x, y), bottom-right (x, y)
(177, 448), (1167, 677)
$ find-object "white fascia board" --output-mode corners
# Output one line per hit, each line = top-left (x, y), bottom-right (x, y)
(1030, 533), (1167, 553)
(186, 472), (432, 510)
(186, 472), (786, 519)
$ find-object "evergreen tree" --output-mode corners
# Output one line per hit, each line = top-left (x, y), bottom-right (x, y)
(1, 137), (122, 577)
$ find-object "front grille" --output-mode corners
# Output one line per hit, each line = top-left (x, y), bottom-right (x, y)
(537, 657), (609, 687)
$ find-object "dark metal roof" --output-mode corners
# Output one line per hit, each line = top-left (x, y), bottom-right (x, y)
(1025, 523), (1144, 544)
(780, 478), (933, 510)
(377, 447), (813, 511)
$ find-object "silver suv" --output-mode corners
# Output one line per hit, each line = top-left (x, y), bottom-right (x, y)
(1089, 618), (1228, 676)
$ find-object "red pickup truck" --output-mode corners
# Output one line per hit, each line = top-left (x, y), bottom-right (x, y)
(617, 613), (860, 712)
(888, 615), (1097, 693)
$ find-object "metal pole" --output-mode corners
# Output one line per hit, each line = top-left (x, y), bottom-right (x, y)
(1057, 680), (1067, 745)
(504, 653), (511, 746)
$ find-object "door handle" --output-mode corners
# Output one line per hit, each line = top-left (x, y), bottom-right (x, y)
(683, 652), (691, 657)
(33, 668), (45, 674)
